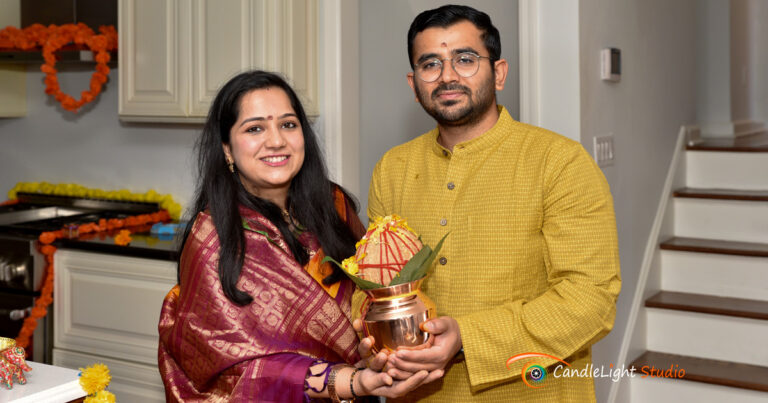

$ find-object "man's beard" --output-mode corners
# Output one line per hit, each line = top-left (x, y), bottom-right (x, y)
(414, 76), (496, 127)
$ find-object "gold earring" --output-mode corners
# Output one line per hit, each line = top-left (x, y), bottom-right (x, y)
(226, 159), (234, 173)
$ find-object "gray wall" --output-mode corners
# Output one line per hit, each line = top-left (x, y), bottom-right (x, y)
(751, 0), (768, 124)
(358, 0), (519, 219)
(579, 0), (700, 401)
(0, 68), (198, 210)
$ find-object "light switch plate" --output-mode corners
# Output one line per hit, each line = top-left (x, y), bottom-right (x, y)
(593, 135), (615, 166)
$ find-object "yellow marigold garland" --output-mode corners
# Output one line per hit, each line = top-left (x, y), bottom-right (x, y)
(7, 181), (182, 220)
(79, 363), (116, 402)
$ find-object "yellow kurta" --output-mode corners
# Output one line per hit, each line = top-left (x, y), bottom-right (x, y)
(367, 106), (621, 402)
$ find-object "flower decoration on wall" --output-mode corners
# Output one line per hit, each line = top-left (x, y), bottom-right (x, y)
(0, 23), (118, 112)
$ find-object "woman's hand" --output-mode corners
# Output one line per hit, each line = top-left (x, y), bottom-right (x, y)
(355, 333), (389, 371)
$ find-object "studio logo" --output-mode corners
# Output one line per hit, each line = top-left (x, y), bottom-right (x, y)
(506, 352), (570, 389)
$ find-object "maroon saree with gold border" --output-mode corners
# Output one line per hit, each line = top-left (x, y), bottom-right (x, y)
(158, 193), (364, 402)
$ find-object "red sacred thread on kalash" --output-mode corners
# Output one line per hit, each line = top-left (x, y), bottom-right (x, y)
(15, 210), (171, 352)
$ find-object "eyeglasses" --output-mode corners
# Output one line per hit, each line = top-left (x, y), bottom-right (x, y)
(414, 52), (491, 83)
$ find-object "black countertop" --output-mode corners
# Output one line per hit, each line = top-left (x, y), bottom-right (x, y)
(53, 228), (181, 261)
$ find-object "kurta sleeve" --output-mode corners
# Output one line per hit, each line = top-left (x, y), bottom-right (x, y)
(367, 160), (387, 222)
(453, 144), (621, 392)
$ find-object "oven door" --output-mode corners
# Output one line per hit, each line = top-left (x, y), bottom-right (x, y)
(0, 291), (52, 363)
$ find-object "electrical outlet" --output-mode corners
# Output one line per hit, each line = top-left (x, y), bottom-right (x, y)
(593, 135), (614, 167)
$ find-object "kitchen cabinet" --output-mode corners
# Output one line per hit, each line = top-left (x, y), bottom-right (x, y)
(0, 0), (26, 117)
(118, 0), (318, 123)
(53, 249), (176, 402)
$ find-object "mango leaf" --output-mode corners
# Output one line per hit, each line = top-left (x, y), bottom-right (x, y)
(389, 232), (449, 286)
(388, 245), (432, 286)
(321, 256), (383, 290)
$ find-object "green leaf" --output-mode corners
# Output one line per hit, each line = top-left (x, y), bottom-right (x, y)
(389, 245), (432, 286)
(321, 256), (384, 290)
(389, 232), (449, 286)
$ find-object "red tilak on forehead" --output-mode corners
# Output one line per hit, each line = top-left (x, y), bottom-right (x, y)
(266, 115), (273, 120)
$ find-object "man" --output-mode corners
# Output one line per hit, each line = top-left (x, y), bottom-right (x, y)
(366, 5), (621, 401)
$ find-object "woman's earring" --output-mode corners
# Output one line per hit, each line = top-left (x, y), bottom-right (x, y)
(226, 158), (235, 173)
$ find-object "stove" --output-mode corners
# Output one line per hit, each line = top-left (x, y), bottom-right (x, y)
(0, 192), (161, 363)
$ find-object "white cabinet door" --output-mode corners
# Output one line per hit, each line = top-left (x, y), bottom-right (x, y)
(119, 0), (318, 122)
(188, 0), (251, 117)
(53, 250), (176, 365)
(118, 0), (190, 121)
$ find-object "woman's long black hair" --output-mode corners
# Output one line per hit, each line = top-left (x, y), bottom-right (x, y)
(179, 70), (359, 306)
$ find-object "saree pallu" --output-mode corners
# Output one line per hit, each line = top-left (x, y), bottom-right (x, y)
(159, 193), (364, 402)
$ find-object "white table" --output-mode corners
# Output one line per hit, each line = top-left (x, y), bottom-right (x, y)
(0, 361), (86, 403)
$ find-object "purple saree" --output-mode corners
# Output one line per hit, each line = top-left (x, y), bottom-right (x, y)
(158, 192), (365, 402)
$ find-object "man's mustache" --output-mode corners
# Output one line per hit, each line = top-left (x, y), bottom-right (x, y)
(432, 83), (470, 99)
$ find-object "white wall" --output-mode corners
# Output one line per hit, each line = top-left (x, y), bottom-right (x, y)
(578, 0), (699, 401)
(358, 0), (519, 218)
(0, 68), (198, 209)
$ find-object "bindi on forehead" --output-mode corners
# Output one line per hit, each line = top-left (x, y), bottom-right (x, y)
(266, 115), (273, 120)
(441, 42), (447, 47)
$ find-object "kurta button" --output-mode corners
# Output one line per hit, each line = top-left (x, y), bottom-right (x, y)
(440, 218), (447, 226)
(442, 150), (449, 157)
(439, 257), (447, 265)
(447, 182), (455, 190)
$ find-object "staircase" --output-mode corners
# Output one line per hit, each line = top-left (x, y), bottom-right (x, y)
(618, 128), (768, 402)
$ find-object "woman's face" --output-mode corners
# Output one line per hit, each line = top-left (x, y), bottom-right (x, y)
(223, 87), (305, 204)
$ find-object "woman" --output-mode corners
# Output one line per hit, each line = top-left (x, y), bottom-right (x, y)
(158, 71), (436, 401)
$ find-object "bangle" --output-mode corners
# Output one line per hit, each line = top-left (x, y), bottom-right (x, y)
(349, 367), (362, 399)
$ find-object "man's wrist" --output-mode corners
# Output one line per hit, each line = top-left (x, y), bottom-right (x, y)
(452, 347), (465, 363)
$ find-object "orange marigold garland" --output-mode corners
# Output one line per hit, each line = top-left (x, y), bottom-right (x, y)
(15, 210), (171, 351)
(0, 23), (117, 112)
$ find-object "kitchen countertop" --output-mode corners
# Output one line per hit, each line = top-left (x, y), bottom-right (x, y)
(53, 227), (181, 261)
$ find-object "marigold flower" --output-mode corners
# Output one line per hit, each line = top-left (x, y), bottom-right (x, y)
(114, 229), (132, 246)
(84, 390), (116, 403)
(79, 363), (111, 395)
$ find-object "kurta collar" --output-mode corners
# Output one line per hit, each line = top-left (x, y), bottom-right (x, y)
(430, 105), (514, 157)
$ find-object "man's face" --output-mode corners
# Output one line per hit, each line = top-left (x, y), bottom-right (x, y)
(407, 20), (504, 127)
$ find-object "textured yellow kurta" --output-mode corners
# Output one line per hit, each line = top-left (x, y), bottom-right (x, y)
(367, 106), (621, 402)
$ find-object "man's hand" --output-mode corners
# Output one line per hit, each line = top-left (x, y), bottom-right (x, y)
(387, 316), (462, 373)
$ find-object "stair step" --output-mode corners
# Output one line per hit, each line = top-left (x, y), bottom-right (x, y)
(674, 187), (768, 201)
(660, 237), (768, 257)
(685, 151), (768, 190)
(661, 250), (768, 301)
(673, 197), (768, 244)
(645, 291), (768, 321)
(630, 351), (768, 392)
(686, 131), (768, 152)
